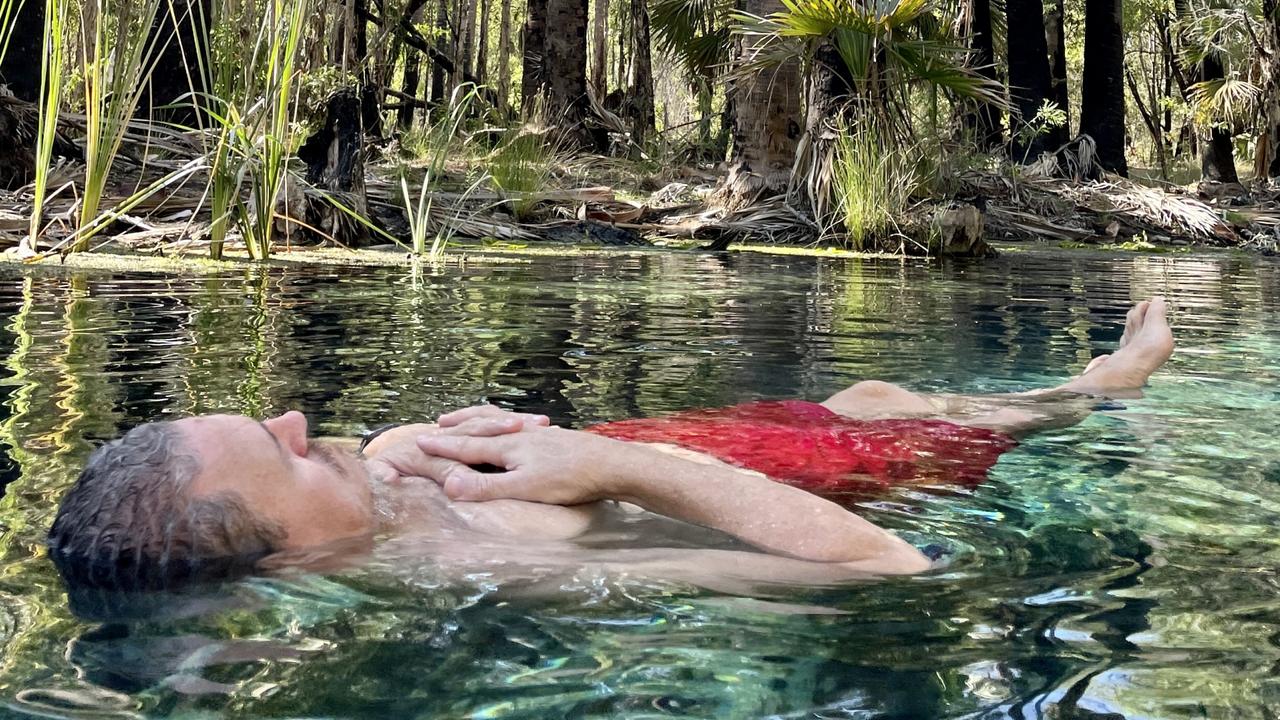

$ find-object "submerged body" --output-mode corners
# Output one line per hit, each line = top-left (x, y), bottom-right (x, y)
(47, 299), (1176, 599)
(588, 400), (1018, 494)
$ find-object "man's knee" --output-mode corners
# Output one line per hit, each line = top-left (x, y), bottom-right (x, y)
(846, 380), (909, 399)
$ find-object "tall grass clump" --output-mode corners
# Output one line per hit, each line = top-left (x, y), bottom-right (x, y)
(75, 0), (163, 251)
(26, 0), (69, 249)
(489, 131), (560, 221)
(830, 123), (921, 251)
(401, 84), (481, 256)
(192, 0), (310, 259)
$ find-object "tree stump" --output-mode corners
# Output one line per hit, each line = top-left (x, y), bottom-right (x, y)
(290, 89), (370, 246)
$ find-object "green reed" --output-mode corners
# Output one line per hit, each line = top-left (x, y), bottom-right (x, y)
(75, 0), (162, 251)
(27, 0), (68, 249)
(400, 84), (482, 256)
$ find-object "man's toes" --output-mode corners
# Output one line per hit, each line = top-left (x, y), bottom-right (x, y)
(1121, 301), (1150, 348)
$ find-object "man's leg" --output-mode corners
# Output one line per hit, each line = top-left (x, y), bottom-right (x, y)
(821, 298), (1175, 437)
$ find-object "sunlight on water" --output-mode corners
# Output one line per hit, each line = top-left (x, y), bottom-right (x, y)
(0, 248), (1276, 718)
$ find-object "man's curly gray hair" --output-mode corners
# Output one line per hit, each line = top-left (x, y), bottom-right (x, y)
(48, 422), (286, 590)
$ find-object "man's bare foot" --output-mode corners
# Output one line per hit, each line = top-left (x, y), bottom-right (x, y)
(1062, 298), (1174, 396)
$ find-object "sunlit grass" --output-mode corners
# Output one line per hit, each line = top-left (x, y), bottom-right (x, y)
(489, 131), (562, 221)
(830, 123), (921, 252)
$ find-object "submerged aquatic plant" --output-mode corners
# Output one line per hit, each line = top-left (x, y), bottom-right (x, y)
(75, 0), (163, 251)
(830, 122), (921, 251)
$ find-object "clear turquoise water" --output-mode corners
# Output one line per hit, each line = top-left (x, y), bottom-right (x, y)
(0, 249), (1277, 718)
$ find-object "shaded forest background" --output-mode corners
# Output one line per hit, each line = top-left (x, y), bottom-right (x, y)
(0, 0), (1278, 258)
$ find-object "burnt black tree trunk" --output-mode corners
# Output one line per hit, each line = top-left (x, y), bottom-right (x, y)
(0, 0), (43, 101)
(1200, 46), (1239, 183)
(141, 0), (211, 125)
(967, 0), (1002, 148)
(1046, 0), (1071, 133)
(1006, 0), (1066, 159)
(398, 46), (422, 128)
(521, 0), (548, 112)
(1079, 0), (1128, 175)
(431, 0), (449, 103)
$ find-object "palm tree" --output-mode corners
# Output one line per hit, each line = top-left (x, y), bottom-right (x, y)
(736, 0), (1007, 217)
(720, 0), (802, 208)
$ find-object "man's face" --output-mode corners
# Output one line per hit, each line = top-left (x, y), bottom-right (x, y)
(174, 411), (375, 550)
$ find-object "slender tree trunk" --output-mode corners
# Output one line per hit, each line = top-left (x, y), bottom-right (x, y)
(1045, 0), (1071, 134)
(461, 0), (477, 80)
(0, 0), (44, 101)
(497, 0), (513, 109)
(1080, 0), (1128, 175)
(719, 0), (802, 207)
(399, 45), (422, 128)
(475, 0), (490, 84)
(591, 0), (608, 96)
(1006, 0), (1065, 159)
(545, 0), (597, 147)
(521, 0), (548, 113)
(432, 0), (449, 102)
(967, 0), (1002, 148)
(627, 0), (653, 143)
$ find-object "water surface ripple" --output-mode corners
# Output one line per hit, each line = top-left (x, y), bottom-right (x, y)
(0, 249), (1276, 718)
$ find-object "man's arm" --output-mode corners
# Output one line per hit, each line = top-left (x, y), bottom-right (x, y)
(417, 427), (931, 575)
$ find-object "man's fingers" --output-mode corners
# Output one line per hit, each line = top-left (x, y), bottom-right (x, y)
(417, 434), (509, 466)
(441, 416), (524, 437)
(403, 454), (472, 485)
(441, 467), (543, 502)
(437, 405), (550, 429)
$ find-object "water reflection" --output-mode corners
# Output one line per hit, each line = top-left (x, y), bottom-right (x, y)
(0, 250), (1275, 717)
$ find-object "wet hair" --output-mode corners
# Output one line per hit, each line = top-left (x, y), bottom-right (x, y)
(47, 422), (287, 594)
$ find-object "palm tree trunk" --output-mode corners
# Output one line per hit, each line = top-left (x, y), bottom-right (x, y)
(719, 0), (802, 207)
(627, 0), (653, 144)
(1006, 0), (1065, 159)
(521, 0), (548, 112)
(591, 0), (608, 96)
(1200, 45), (1239, 183)
(797, 38), (855, 219)
(545, 0), (597, 147)
(1079, 0), (1127, 175)
(497, 0), (513, 109)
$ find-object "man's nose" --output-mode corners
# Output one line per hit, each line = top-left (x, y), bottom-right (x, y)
(263, 410), (309, 457)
